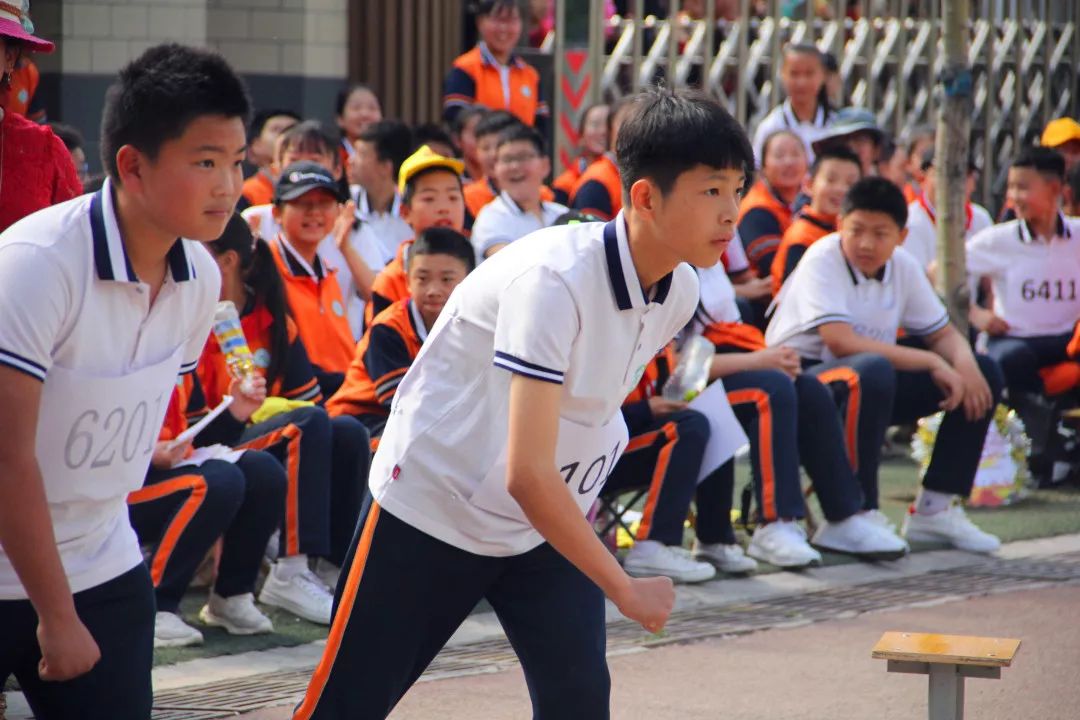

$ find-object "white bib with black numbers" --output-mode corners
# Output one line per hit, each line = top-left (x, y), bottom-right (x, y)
(1000, 249), (1080, 337)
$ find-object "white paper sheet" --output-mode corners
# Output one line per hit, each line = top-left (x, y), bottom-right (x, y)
(173, 444), (244, 468)
(169, 396), (235, 448)
(688, 378), (749, 483)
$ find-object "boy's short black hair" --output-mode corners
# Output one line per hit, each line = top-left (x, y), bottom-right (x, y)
(1012, 146), (1066, 181)
(402, 167), (464, 207)
(783, 43), (825, 67)
(277, 120), (338, 164)
(412, 122), (456, 154)
(335, 83), (378, 118)
(49, 122), (84, 152)
(250, 108), (300, 138)
(474, 110), (521, 142)
(496, 124), (545, 156)
(411, 227), (476, 273)
(474, 0), (518, 16)
(100, 43), (251, 179)
(841, 176), (908, 228)
(450, 105), (489, 135)
(359, 120), (414, 179)
(822, 51), (839, 73)
(811, 146), (862, 177)
(616, 87), (753, 196)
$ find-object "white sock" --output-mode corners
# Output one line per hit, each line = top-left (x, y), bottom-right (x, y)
(274, 554), (309, 580)
(914, 489), (953, 516)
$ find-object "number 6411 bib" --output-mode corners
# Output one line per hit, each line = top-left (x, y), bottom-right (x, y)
(469, 414), (630, 524)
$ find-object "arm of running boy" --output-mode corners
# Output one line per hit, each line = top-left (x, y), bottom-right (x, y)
(0, 368), (101, 681)
(506, 374), (675, 633)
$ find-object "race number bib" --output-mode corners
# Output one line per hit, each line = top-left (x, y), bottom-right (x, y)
(36, 349), (182, 505)
(1005, 252), (1080, 333)
(469, 414), (630, 522)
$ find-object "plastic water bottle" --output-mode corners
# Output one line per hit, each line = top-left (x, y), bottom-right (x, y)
(212, 301), (257, 394)
(662, 335), (714, 402)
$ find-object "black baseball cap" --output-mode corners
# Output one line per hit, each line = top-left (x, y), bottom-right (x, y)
(273, 161), (347, 204)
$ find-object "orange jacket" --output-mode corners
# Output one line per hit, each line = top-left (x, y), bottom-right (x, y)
(770, 207), (836, 295)
(701, 322), (766, 353)
(268, 237), (355, 375)
(553, 157), (588, 205)
(737, 180), (794, 278)
(368, 238), (414, 326)
(326, 299), (425, 419)
(570, 154), (622, 221)
(443, 45), (547, 127)
(241, 172), (275, 208)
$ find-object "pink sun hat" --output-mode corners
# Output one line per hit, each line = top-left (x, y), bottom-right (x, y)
(0, 0), (55, 53)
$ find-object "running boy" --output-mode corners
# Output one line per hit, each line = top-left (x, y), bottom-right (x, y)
(766, 177), (1004, 553)
(293, 88), (754, 719)
(0, 44), (246, 717)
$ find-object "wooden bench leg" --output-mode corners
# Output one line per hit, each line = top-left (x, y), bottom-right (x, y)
(928, 665), (965, 720)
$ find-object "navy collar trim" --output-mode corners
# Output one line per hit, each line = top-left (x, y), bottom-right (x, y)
(276, 235), (325, 280)
(602, 215), (672, 310)
(90, 180), (193, 284)
(1018, 212), (1070, 244)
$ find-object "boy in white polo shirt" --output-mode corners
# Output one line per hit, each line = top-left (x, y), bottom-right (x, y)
(967, 148), (1080, 401)
(470, 124), (568, 261)
(766, 177), (1004, 554)
(293, 88), (754, 720)
(0, 44), (246, 718)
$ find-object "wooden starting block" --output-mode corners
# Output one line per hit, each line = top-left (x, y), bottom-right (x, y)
(872, 632), (1020, 720)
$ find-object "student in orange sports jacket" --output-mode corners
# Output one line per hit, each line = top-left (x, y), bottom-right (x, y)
(328, 228), (475, 437)
(737, 129), (808, 279)
(569, 98), (636, 221)
(200, 214), (370, 620)
(552, 103), (609, 205)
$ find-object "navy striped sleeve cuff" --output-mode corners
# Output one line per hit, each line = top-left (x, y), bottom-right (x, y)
(179, 359), (199, 376)
(0, 348), (47, 382)
(493, 351), (565, 384)
(905, 313), (950, 337)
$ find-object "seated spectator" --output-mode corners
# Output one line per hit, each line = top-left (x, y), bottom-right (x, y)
(904, 147), (992, 277)
(267, 162), (357, 395)
(1040, 117), (1080, 172)
(450, 105), (489, 181)
(967, 147), (1080, 436)
(327, 228), (476, 436)
(766, 177), (1004, 553)
(368, 145), (467, 321)
(443, 0), (548, 131)
(130, 373), (284, 646)
(463, 110), (523, 219)
(411, 121), (457, 159)
(738, 129), (808, 280)
(472, 124), (568, 260)
(348, 119), (415, 270)
(900, 125), (935, 203)
(606, 345), (718, 583)
(570, 97), (634, 221)
(771, 146), (862, 294)
(691, 262), (907, 566)
(810, 107), (884, 178)
(335, 83), (383, 170)
(48, 121), (90, 187)
(242, 109), (299, 207)
(752, 43), (834, 165)
(553, 102), (608, 204)
(200, 215), (369, 595)
(875, 133), (907, 189)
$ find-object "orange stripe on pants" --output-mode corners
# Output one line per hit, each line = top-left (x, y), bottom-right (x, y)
(816, 367), (861, 471)
(294, 502), (382, 719)
(128, 475), (209, 587)
(623, 422), (680, 541)
(240, 425), (303, 556)
(727, 388), (778, 522)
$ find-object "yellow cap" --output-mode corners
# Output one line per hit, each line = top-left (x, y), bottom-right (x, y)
(398, 145), (465, 195)
(1041, 117), (1080, 148)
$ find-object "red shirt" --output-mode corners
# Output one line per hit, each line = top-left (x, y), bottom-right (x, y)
(0, 110), (82, 232)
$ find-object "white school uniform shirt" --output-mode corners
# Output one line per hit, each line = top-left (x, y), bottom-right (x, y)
(0, 179), (219, 598)
(368, 211), (698, 556)
(965, 213), (1080, 337)
(471, 190), (568, 262)
(764, 234), (949, 362)
(904, 194), (993, 271)
(752, 100), (832, 167)
(350, 185), (413, 268)
(690, 260), (742, 336)
(723, 230), (751, 275)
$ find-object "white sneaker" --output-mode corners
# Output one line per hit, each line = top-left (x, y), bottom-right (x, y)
(313, 558), (341, 591)
(692, 541), (759, 574)
(861, 509), (897, 532)
(902, 504), (1001, 554)
(153, 611), (203, 648)
(199, 592), (274, 635)
(623, 540), (716, 583)
(258, 564), (334, 624)
(747, 520), (822, 568)
(812, 514), (909, 560)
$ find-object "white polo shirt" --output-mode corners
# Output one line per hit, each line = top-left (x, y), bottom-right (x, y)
(0, 179), (219, 598)
(904, 195), (993, 271)
(765, 233), (949, 362)
(723, 230), (751, 275)
(752, 100), (832, 166)
(471, 190), (568, 262)
(966, 213), (1080, 337)
(350, 185), (413, 268)
(690, 260), (741, 336)
(369, 211), (698, 556)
